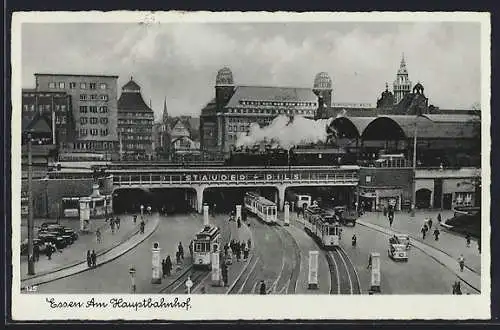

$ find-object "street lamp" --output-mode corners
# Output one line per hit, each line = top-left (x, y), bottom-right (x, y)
(410, 114), (422, 217)
(27, 132), (35, 275)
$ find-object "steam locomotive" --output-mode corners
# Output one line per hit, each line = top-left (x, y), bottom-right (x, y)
(225, 143), (358, 167)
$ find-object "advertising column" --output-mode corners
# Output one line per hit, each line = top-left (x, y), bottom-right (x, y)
(151, 242), (161, 284)
(79, 197), (91, 232)
(203, 204), (210, 226)
(211, 242), (221, 286)
(236, 205), (242, 220)
(370, 252), (381, 293)
(284, 201), (290, 226)
(308, 250), (319, 289)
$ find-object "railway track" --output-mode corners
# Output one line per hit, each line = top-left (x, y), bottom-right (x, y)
(273, 225), (301, 294)
(158, 266), (209, 294)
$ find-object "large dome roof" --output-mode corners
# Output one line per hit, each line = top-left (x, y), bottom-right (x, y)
(216, 67), (234, 86)
(313, 72), (332, 90)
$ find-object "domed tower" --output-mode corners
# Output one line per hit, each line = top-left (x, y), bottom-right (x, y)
(393, 53), (412, 104)
(313, 72), (333, 107)
(215, 67), (235, 111)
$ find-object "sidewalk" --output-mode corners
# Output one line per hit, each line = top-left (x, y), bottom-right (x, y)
(357, 218), (481, 293)
(193, 218), (254, 294)
(280, 214), (331, 294)
(359, 210), (481, 274)
(21, 213), (160, 288)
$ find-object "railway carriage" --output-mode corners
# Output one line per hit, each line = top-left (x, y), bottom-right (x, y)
(193, 225), (221, 269)
(304, 205), (340, 248)
(244, 192), (277, 225)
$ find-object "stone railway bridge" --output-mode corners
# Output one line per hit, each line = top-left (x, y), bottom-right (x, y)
(110, 166), (359, 213)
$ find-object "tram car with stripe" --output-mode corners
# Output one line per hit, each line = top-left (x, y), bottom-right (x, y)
(303, 204), (340, 248)
(244, 192), (277, 225)
(193, 224), (221, 269)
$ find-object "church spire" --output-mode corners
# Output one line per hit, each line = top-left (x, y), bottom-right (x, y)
(162, 96), (169, 124)
(393, 52), (412, 104)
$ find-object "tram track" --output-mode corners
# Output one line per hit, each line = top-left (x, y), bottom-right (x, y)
(275, 225), (301, 294)
(158, 266), (209, 294)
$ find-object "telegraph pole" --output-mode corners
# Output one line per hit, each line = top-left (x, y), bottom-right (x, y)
(27, 133), (35, 275)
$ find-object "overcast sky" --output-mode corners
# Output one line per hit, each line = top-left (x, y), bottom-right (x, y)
(21, 21), (481, 120)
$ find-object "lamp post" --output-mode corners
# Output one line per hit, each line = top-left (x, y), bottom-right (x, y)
(410, 115), (419, 217)
(27, 133), (35, 275)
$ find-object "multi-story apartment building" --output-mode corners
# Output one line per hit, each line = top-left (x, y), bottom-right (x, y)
(22, 89), (74, 147)
(117, 78), (154, 159)
(34, 73), (119, 152)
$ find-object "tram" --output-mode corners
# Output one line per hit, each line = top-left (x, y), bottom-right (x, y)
(192, 224), (221, 269)
(244, 192), (277, 225)
(303, 204), (340, 248)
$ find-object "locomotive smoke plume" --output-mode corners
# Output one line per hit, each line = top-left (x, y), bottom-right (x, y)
(235, 115), (335, 150)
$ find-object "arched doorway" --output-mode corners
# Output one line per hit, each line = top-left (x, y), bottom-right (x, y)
(416, 188), (432, 209)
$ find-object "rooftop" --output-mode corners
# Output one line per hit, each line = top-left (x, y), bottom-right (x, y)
(225, 85), (317, 108)
(35, 73), (119, 78)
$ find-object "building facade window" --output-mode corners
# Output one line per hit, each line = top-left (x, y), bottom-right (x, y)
(100, 129), (109, 136)
(80, 106), (88, 113)
(100, 117), (108, 124)
(90, 129), (98, 136)
(79, 128), (88, 136)
(100, 94), (108, 101)
(48, 82), (56, 89)
(69, 82), (76, 89)
(100, 83), (107, 90)
(80, 83), (87, 89)
(80, 117), (88, 124)
(99, 106), (108, 113)
(59, 82), (65, 89)
(90, 117), (98, 124)
(89, 83), (97, 90)
(90, 106), (98, 113)
(90, 94), (98, 100)
(80, 94), (87, 101)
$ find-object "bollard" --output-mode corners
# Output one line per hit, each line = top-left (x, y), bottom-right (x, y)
(370, 252), (381, 293)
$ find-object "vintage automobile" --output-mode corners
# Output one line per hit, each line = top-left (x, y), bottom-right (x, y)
(38, 233), (66, 249)
(333, 206), (357, 226)
(395, 234), (411, 250)
(21, 238), (49, 255)
(388, 236), (408, 261)
(63, 228), (79, 241)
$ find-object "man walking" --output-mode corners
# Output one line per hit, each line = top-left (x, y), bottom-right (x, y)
(466, 234), (471, 248)
(96, 228), (102, 244)
(189, 240), (194, 259)
(140, 219), (145, 234)
(433, 228), (440, 241)
(178, 242), (184, 260)
(458, 254), (465, 272)
(259, 280), (266, 295)
(91, 250), (97, 268)
(86, 250), (92, 268)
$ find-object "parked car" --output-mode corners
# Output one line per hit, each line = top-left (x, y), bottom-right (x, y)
(38, 233), (66, 249)
(63, 228), (79, 241)
(40, 222), (59, 229)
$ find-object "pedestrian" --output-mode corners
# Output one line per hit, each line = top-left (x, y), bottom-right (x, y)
(388, 214), (393, 227)
(116, 217), (121, 230)
(110, 219), (115, 235)
(176, 251), (181, 265)
(178, 242), (184, 260)
(237, 217), (242, 228)
(367, 254), (372, 269)
(428, 218), (433, 230)
(458, 254), (465, 272)
(466, 234), (471, 248)
(222, 263), (228, 287)
(162, 259), (166, 278)
(147, 206), (152, 215)
(86, 250), (92, 268)
(96, 229), (101, 244)
(437, 213), (442, 224)
(213, 203), (217, 215)
(133, 214), (137, 223)
(243, 245), (249, 260)
(247, 238), (252, 251)
(91, 250), (97, 268)
(224, 243), (229, 255)
(140, 219), (145, 234)
(434, 228), (440, 241)
(34, 244), (40, 262)
(166, 256), (172, 275)
(189, 240), (193, 259)
(259, 280), (266, 295)
(352, 234), (357, 247)
(236, 245), (241, 262)
(46, 243), (53, 260)
(421, 226), (427, 239)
